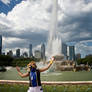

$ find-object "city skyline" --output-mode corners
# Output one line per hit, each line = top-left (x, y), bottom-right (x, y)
(0, 35), (91, 59)
(0, 36), (78, 61)
(0, 0), (92, 58)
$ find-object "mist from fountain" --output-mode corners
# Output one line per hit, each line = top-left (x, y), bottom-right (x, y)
(47, 0), (62, 58)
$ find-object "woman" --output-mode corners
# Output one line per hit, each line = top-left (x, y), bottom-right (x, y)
(16, 57), (54, 92)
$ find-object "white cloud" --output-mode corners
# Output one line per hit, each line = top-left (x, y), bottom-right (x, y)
(0, 0), (92, 56)
(7, 0), (51, 30)
(2, 37), (27, 49)
(75, 40), (92, 57)
(3, 37), (26, 44)
(1, 0), (11, 5)
(0, 13), (13, 28)
(59, 0), (92, 16)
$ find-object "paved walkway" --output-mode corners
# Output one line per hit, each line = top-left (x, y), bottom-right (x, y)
(0, 80), (92, 85)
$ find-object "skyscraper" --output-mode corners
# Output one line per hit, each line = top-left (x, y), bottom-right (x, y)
(29, 44), (33, 57)
(0, 35), (2, 55)
(23, 52), (28, 58)
(69, 46), (75, 61)
(76, 53), (81, 60)
(41, 43), (45, 61)
(16, 49), (20, 57)
(62, 43), (67, 59)
(34, 50), (41, 59)
(8, 50), (13, 57)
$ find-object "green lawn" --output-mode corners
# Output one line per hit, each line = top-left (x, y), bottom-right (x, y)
(41, 71), (92, 81)
(0, 84), (92, 92)
(0, 67), (92, 81)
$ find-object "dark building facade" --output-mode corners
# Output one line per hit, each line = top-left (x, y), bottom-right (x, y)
(0, 35), (2, 55)
(34, 50), (41, 59)
(76, 53), (81, 60)
(29, 44), (33, 57)
(62, 43), (67, 59)
(7, 50), (13, 57)
(41, 43), (45, 61)
(16, 49), (20, 57)
(69, 46), (75, 61)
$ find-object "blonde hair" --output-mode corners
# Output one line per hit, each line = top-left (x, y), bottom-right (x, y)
(27, 61), (37, 72)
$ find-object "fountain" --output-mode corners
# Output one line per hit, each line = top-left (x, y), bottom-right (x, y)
(46, 0), (65, 71)
(47, 0), (63, 57)
(46, 0), (75, 71)
(46, 0), (64, 59)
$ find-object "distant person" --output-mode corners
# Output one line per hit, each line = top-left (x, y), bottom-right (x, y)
(16, 57), (54, 92)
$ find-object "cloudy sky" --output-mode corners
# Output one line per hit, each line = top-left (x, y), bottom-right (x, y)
(0, 0), (92, 57)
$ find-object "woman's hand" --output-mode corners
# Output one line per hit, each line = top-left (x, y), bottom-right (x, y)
(50, 57), (55, 64)
(39, 56), (55, 72)
(51, 57), (55, 61)
(16, 66), (20, 72)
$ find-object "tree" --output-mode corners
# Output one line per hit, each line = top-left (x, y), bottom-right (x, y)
(77, 55), (92, 65)
(0, 55), (13, 66)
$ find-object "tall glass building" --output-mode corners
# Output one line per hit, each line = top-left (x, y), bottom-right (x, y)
(69, 46), (75, 61)
(41, 43), (45, 60)
(0, 35), (2, 55)
(62, 43), (67, 59)
(29, 44), (33, 57)
(16, 49), (20, 57)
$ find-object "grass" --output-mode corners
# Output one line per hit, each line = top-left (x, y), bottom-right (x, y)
(0, 68), (92, 81)
(0, 84), (92, 92)
(0, 84), (28, 92)
(41, 71), (92, 81)
(1, 67), (92, 92)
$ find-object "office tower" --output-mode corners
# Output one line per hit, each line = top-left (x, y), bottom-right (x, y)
(7, 50), (13, 56)
(62, 43), (67, 59)
(2, 52), (5, 55)
(23, 52), (28, 58)
(0, 35), (2, 55)
(69, 46), (75, 61)
(16, 49), (20, 57)
(76, 53), (81, 60)
(34, 50), (41, 59)
(29, 44), (33, 57)
(41, 43), (45, 60)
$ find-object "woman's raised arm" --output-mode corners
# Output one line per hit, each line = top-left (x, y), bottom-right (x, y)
(39, 57), (54, 72)
(16, 66), (29, 78)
